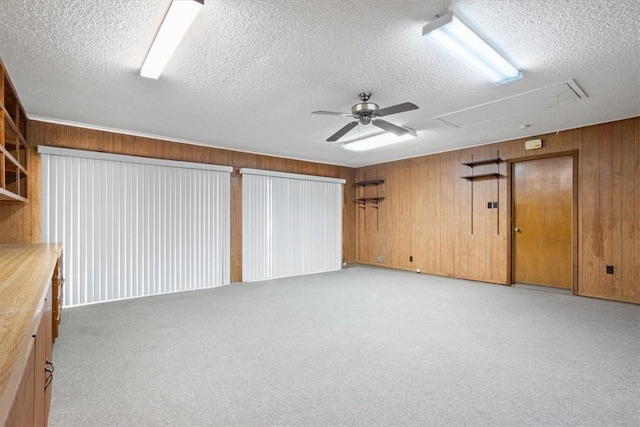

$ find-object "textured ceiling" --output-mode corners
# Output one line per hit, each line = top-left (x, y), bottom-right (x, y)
(1, 0), (638, 167)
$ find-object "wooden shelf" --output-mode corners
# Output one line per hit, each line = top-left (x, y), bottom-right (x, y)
(462, 158), (502, 167)
(356, 197), (384, 211)
(354, 179), (384, 187)
(1, 58), (29, 203)
(461, 173), (503, 181)
(2, 106), (29, 149)
(355, 197), (385, 202)
(0, 187), (26, 203)
(461, 156), (504, 181)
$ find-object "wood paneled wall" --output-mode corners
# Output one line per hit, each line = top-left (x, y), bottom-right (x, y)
(2, 118), (638, 303)
(0, 121), (357, 283)
(356, 117), (639, 304)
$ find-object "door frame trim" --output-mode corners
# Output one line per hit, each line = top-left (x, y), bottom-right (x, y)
(507, 150), (579, 293)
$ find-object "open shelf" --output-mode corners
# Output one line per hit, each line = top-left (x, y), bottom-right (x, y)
(355, 176), (385, 231)
(462, 157), (502, 167)
(354, 179), (385, 187)
(354, 177), (385, 207)
(356, 197), (385, 211)
(355, 197), (385, 202)
(0, 58), (29, 203)
(0, 187), (27, 202)
(461, 173), (503, 181)
(461, 153), (504, 235)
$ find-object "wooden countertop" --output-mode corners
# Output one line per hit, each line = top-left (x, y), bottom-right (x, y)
(0, 243), (63, 418)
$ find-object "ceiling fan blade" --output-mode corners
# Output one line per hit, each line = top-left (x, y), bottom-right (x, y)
(312, 110), (352, 117)
(375, 102), (419, 117)
(372, 119), (410, 136)
(327, 121), (359, 142)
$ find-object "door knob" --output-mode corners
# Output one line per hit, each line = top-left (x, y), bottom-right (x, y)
(514, 227), (521, 232)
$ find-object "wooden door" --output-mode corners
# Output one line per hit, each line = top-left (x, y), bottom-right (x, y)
(513, 156), (573, 289)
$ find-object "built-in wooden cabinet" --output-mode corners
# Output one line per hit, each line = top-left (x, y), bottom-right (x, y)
(4, 288), (52, 427)
(0, 244), (63, 426)
(0, 59), (29, 202)
(4, 338), (35, 426)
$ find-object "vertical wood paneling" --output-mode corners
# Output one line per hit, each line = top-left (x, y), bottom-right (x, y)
(496, 147), (509, 282)
(356, 118), (640, 303)
(477, 148), (491, 279)
(341, 166), (356, 266)
(382, 162), (412, 268)
(598, 123), (613, 296)
(610, 121), (623, 297)
(580, 125), (602, 296)
(412, 157), (431, 272)
(41, 152), (231, 306)
(3, 118), (638, 303)
(456, 152), (471, 279)
(439, 153), (451, 273)
(620, 120), (634, 300)
(230, 171), (243, 283)
(634, 118), (640, 301)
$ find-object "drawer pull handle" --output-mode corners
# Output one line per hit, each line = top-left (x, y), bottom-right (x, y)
(45, 360), (54, 389)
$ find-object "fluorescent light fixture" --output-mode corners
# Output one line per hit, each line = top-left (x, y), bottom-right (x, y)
(342, 128), (418, 152)
(422, 12), (521, 84)
(140, 0), (204, 79)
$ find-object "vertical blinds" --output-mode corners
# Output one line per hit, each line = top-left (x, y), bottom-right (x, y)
(40, 146), (232, 307)
(241, 169), (344, 282)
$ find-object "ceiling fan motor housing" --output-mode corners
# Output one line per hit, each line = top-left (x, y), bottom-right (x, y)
(352, 102), (379, 125)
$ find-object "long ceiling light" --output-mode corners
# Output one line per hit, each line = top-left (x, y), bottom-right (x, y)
(342, 128), (418, 152)
(422, 12), (521, 84)
(140, 0), (204, 79)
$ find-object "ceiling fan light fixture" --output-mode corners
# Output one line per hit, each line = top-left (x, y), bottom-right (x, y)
(140, 0), (204, 79)
(342, 128), (417, 152)
(422, 12), (521, 84)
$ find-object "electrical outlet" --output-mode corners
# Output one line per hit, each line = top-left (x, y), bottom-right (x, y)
(606, 265), (614, 274)
(409, 256), (413, 262)
(377, 256), (383, 263)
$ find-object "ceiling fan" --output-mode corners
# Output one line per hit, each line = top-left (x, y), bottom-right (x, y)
(312, 93), (419, 142)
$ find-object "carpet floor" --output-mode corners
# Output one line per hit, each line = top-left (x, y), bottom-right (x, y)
(49, 266), (639, 426)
